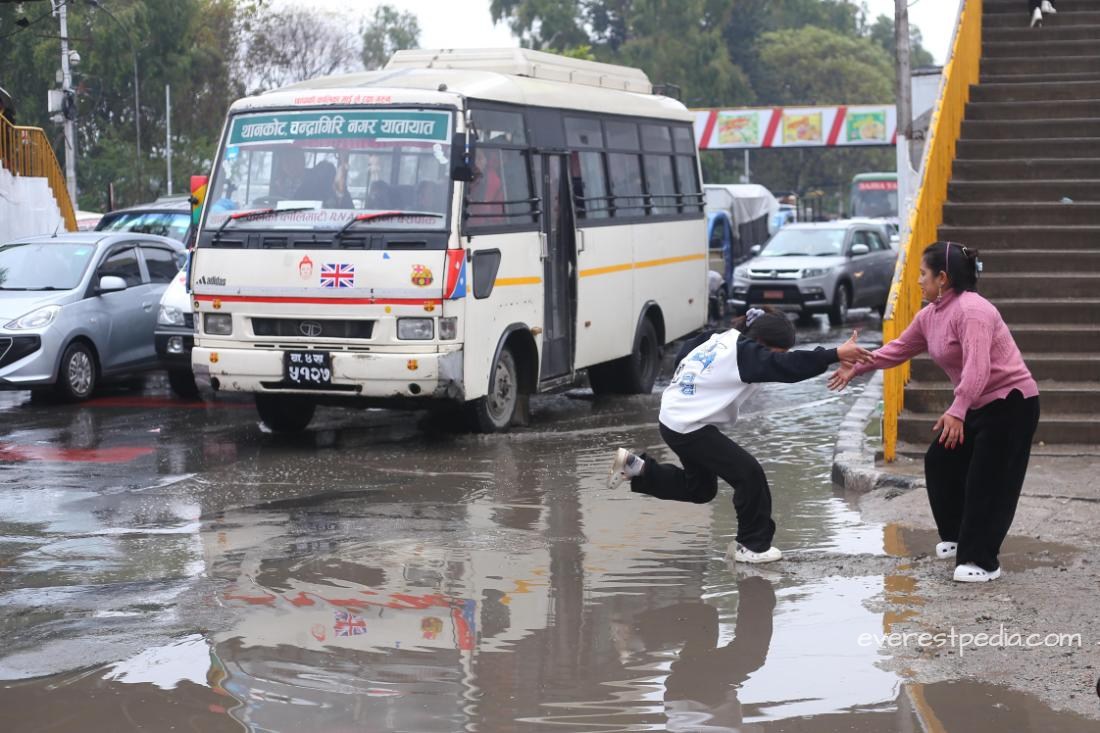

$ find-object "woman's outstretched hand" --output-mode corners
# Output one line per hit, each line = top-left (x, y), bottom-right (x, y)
(933, 413), (965, 450)
(837, 330), (875, 366)
(828, 362), (856, 391)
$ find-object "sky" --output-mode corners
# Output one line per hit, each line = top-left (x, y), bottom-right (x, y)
(309, 0), (951, 66)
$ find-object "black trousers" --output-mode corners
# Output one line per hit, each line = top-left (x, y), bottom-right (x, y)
(1029, 0), (1053, 9)
(631, 423), (776, 552)
(924, 390), (1040, 572)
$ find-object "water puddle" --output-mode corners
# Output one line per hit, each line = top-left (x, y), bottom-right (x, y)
(2, 333), (1097, 731)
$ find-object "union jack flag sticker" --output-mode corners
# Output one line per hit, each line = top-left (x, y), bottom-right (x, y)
(334, 609), (367, 636)
(320, 263), (355, 288)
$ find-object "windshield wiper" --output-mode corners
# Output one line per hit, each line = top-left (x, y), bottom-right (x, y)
(25, 286), (62, 291)
(212, 207), (318, 243)
(332, 210), (444, 246)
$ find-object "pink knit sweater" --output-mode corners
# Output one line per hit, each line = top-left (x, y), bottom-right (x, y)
(853, 289), (1038, 420)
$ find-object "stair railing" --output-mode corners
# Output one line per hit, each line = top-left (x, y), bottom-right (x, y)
(0, 115), (77, 232)
(882, 0), (983, 461)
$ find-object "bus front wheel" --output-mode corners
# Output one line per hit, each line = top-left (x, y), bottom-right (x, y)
(467, 346), (521, 433)
(256, 394), (316, 433)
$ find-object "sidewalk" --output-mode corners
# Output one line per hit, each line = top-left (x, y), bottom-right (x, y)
(833, 376), (1100, 721)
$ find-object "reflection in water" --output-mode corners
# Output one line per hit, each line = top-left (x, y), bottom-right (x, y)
(635, 577), (774, 732)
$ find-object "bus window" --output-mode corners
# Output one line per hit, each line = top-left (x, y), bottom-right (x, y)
(643, 154), (676, 215)
(204, 108), (454, 233)
(471, 108), (527, 145)
(608, 153), (645, 217)
(570, 151), (609, 219)
(467, 148), (535, 227)
(565, 117), (603, 149)
(850, 176), (898, 218)
(641, 124), (672, 153)
(675, 155), (701, 213)
(605, 120), (639, 150)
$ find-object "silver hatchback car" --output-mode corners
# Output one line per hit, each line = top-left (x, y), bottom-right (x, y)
(729, 220), (897, 325)
(0, 232), (185, 400)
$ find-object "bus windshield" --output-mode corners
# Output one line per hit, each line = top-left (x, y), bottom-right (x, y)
(850, 177), (898, 218)
(204, 108), (454, 231)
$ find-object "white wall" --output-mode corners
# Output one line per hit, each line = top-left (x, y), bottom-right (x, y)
(0, 167), (65, 242)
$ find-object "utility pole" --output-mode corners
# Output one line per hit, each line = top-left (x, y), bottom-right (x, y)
(165, 85), (172, 196)
(895, 0), (914, 242)
(55, 0), (77, 207)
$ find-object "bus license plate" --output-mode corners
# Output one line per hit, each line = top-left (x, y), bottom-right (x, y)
(285, 351), (332, 387)
(763, 290), (785, 300)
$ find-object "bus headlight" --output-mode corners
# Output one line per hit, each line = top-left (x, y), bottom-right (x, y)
(204, 313), (233, 335)
(438, 317), (457, 340)
(397, 318), (434, 340)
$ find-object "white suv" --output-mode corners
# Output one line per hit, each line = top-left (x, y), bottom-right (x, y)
(729, 220), (897, 326)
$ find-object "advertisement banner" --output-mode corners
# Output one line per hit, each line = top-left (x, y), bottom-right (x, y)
(694, 105), (897, 150)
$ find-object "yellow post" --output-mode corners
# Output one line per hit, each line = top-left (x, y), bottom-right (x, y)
(881, 0), (983, 462)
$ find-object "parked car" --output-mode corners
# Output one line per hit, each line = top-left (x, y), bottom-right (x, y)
(729, 220), (896, 326)
(0, 232), (185, 400)
(95, 196), (199, 397)
(155, 266), (200, 398)
(95, 196), (193, 244)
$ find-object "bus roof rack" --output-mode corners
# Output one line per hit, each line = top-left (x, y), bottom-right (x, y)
(385, 48), (653, 95)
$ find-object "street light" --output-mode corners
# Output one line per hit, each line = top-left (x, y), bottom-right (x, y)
(84, 0), (142, 200)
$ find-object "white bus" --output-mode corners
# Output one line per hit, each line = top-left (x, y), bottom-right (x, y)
(189, 48), (707, 432)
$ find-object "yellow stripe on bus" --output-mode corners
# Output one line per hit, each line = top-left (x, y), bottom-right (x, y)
(579, 253), (705, 278)
(495, 276), (543, 286)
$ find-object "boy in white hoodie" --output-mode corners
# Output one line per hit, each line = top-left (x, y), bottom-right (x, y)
(607, 307), (872, 563)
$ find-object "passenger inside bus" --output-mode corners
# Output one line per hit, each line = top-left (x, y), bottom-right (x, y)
(416, 180), (444, 213)
(368, 180), (393, 209)
(294, 161), (353, 209)
(270, 149), (306, 200)
(469, 148), (504, 224)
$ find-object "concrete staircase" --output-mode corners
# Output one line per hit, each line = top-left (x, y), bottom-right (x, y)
(897, 0), (1100, 448)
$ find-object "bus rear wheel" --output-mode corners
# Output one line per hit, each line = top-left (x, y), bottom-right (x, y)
(255, 394), (316, 433)
(467, 346), (521, 433)
(589, 318), (660, 395)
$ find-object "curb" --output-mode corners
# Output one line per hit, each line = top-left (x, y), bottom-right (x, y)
(831, 372), (924, 494)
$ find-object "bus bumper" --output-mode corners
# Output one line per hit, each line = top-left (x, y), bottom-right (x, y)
(191, 347), (464, 401)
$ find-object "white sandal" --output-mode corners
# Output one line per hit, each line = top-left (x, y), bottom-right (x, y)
(935, 541), (958, 559)
(953, 563), (1002, 583)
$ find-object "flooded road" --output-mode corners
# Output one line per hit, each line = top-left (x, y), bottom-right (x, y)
(2, 317), (1098, 732)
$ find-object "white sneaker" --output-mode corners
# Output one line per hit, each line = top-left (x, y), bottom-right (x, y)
(731, 543), (783, 564)
(935, 541), (958, 560)
(953, 563), (1002, 583)
(607, 448), (643, 489)
(1030, 7), (1043, 26)
(1041, 1), (1056, 14)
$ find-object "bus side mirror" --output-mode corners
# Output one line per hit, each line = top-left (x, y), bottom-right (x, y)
(451, 132), (474, 182)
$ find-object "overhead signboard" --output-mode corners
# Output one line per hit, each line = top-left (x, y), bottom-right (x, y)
(694, 105), (898, 150)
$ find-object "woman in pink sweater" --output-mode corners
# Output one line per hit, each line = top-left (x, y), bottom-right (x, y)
(829, 241), (1039, 583)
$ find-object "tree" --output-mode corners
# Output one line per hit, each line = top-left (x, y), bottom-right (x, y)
(868, 14), (936, 69)
(0, 0), (247, 210)
(753, 26), (894, 105)
(241, 7), (362, 94)
(361, 4), (421, 70)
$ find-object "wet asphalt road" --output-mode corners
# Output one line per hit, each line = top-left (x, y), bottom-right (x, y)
(2, 314), (1098, 733)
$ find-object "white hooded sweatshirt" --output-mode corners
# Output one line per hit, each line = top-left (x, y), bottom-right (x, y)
(659, 329), (839, 434)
